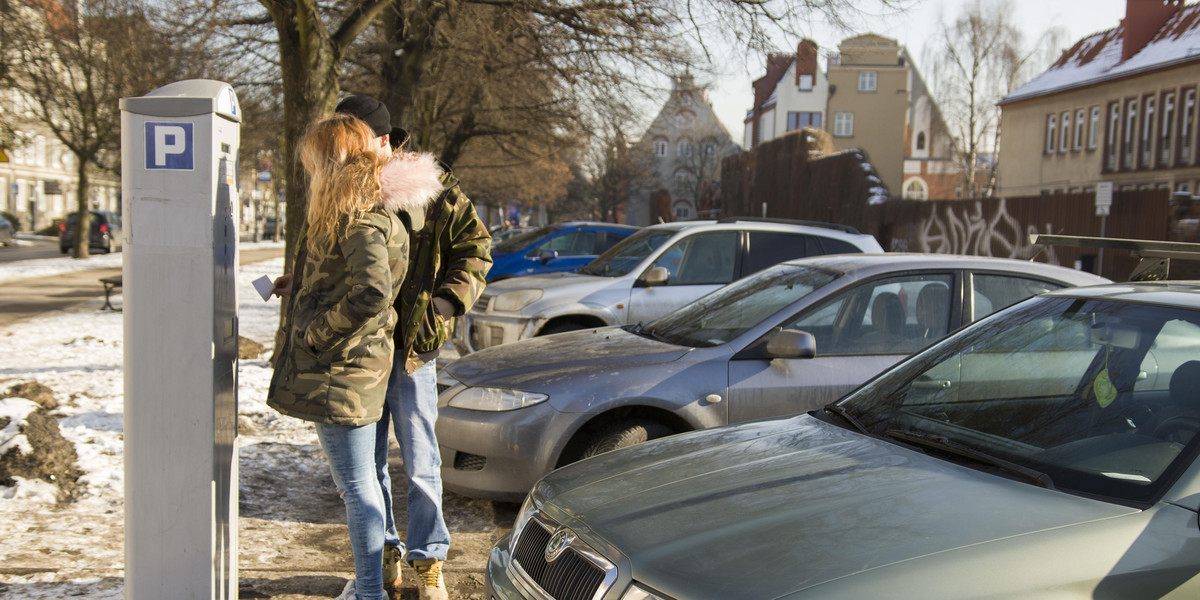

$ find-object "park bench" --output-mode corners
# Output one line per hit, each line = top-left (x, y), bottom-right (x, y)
(100, 275), (122, 312)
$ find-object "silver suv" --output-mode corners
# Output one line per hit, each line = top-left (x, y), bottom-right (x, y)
(455, 218), (883, 353)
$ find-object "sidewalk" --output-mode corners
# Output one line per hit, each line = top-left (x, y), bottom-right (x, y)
(0, 246), (286, 327)
(0, 244), (501, 599)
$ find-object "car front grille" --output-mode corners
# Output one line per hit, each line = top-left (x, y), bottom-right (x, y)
(512, 519), (609, 600)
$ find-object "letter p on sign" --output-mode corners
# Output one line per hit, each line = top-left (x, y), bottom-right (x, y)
(145, 122), (194, 170)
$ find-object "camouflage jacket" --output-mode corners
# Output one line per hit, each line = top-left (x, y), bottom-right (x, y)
(394, 168), (492, 373)
(268, 153), (443, 425)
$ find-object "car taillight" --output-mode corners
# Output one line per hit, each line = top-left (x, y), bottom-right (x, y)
(59, 223), (66, 234)
(99, 224), (108, 234)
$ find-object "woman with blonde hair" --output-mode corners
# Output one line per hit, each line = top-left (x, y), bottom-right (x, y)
(268, 113), (444, 600)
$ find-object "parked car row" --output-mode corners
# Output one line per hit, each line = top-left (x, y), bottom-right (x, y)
(460, 218), (884, 353)
(444, 218), (1197, 599)
(488, 280), (1200, 599)
(438, 254), (1108, 501)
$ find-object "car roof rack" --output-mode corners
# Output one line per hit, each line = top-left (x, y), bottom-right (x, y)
(715, 216), (861, 235)
(1031, 234), (1200, 281)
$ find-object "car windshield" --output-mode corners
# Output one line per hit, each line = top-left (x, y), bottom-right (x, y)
(577, 229), (676, 277)
(638, 264), (838, 347)
(492, 226), (558, 253)
(836, 294), (1200, 508)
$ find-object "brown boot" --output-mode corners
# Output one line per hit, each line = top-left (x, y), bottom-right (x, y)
(412, 558), (448, 600)
(382, 545), (403, 595)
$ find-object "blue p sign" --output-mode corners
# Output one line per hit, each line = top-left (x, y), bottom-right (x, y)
(145, 122), (194, 170)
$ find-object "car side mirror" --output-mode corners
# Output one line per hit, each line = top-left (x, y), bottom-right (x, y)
(765, 329), (816, 359)
(640, 266), (670, 287)
(539, 249), (559, 265)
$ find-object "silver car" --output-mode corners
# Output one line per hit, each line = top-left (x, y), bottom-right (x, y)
(455, 218), (884, 353)
(487, 281), (1200, 600)
(436, 254), (1109, 501)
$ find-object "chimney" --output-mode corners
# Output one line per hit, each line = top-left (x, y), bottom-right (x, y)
(1121, 0), (1182, 61)
(794, 39), (819, 86)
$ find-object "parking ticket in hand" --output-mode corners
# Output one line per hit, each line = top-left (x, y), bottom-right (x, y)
(252, 275), (275, 301)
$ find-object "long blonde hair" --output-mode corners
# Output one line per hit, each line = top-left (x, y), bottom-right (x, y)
(298, 114), (388, 251)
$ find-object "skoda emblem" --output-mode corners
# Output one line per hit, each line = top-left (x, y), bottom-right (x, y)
(544, 528), (574, 563)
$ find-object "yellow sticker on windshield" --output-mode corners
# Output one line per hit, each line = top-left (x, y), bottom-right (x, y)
(1094, 368), (1117, 408)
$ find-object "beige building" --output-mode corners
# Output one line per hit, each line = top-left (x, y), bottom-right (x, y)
(826, 35), (959, 199)
(998, 0), (1200, 197)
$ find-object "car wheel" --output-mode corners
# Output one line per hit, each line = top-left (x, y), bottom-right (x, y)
(580, 419), (672, 460)
(60, 245), (69, 255)
(539, 321), (588, 336)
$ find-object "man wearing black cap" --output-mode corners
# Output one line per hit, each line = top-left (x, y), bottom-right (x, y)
(336, 95), (492, 600)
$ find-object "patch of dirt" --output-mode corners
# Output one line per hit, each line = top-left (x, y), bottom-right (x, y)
(0, 407), (82, 502)
(2, 381), (57, 409)
(240, 336), (267, 360)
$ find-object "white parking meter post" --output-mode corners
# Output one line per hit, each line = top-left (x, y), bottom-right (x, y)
(120, 79), (241, 600)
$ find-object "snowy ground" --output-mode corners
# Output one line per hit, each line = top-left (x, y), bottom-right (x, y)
(0, 246), (509, 599)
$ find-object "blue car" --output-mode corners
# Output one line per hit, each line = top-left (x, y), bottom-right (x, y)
(487, 221), (640, 281)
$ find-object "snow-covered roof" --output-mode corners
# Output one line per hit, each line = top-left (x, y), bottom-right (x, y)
(1002, 4), (1200, 104)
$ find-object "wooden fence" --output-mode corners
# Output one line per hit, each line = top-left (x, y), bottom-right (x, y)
(718, 132), (1196, 281)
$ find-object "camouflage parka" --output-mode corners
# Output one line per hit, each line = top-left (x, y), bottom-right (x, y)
(394, 167), (492, 373)
(268, 152), (444, 425)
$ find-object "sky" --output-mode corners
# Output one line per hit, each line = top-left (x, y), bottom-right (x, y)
(702, 0), (1131, 139)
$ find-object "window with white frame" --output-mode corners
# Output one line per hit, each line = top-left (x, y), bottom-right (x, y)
(798, 74), (814, 91)
(1162, 92), (1176, 165)
(858, 71), (877, 92)
(677, 139), (693, 157)
(1046, 114), (1057, 154)
(1074, 109), (1085, 150)
(674, 169), (694, 192)
(834, 112), (854, 137)
(1089, 106), (1101, 149)
(903, 178), (927, 200)
(1142, 96), (1156, 167)
(1060, 111), (1070, 154)
(703, 142), (716, 157)
(35, 136), (46, 167)
(1107, 102), (1120, 169)
(1182, 88), (1196, 164)
(653, 139), (667, 156)
(1124, 99), (1137, 169)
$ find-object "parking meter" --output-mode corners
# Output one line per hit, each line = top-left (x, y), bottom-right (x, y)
(120, 79), (240, 600)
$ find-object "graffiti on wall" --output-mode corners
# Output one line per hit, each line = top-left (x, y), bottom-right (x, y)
(910, 199), (1060, 264)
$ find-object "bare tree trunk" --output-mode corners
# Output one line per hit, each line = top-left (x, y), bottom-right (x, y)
(73, 162), (91, 259)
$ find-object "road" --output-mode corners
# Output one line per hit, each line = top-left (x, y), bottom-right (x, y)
(0, 237), (69, 262)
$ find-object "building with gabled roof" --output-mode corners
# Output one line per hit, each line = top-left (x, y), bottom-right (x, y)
(997, 0), (1200, 197)
(627, 75), (740, 225)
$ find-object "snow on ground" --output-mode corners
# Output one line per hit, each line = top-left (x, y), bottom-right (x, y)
(0, 249), (311, 598)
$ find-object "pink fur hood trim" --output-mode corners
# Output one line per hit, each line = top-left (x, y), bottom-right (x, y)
(378, 151), (444, 213)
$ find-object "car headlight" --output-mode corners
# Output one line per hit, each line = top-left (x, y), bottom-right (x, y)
(492, 288), (543, 312)
(621, 583), (675, 600)
(446, 386), (548, 411)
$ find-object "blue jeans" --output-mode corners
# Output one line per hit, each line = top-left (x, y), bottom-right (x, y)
(375, 359), (450, 563)
(315, 422), (387, 600)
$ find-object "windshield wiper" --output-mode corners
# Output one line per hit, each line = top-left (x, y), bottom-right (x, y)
(823, 403), (869, 434)
(884, 428), (1055, 490)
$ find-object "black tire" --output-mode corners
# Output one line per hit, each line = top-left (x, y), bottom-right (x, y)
(580, 419), (672, 460)
(539, 321), (587, 336)
(60, 245), (69, 255)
